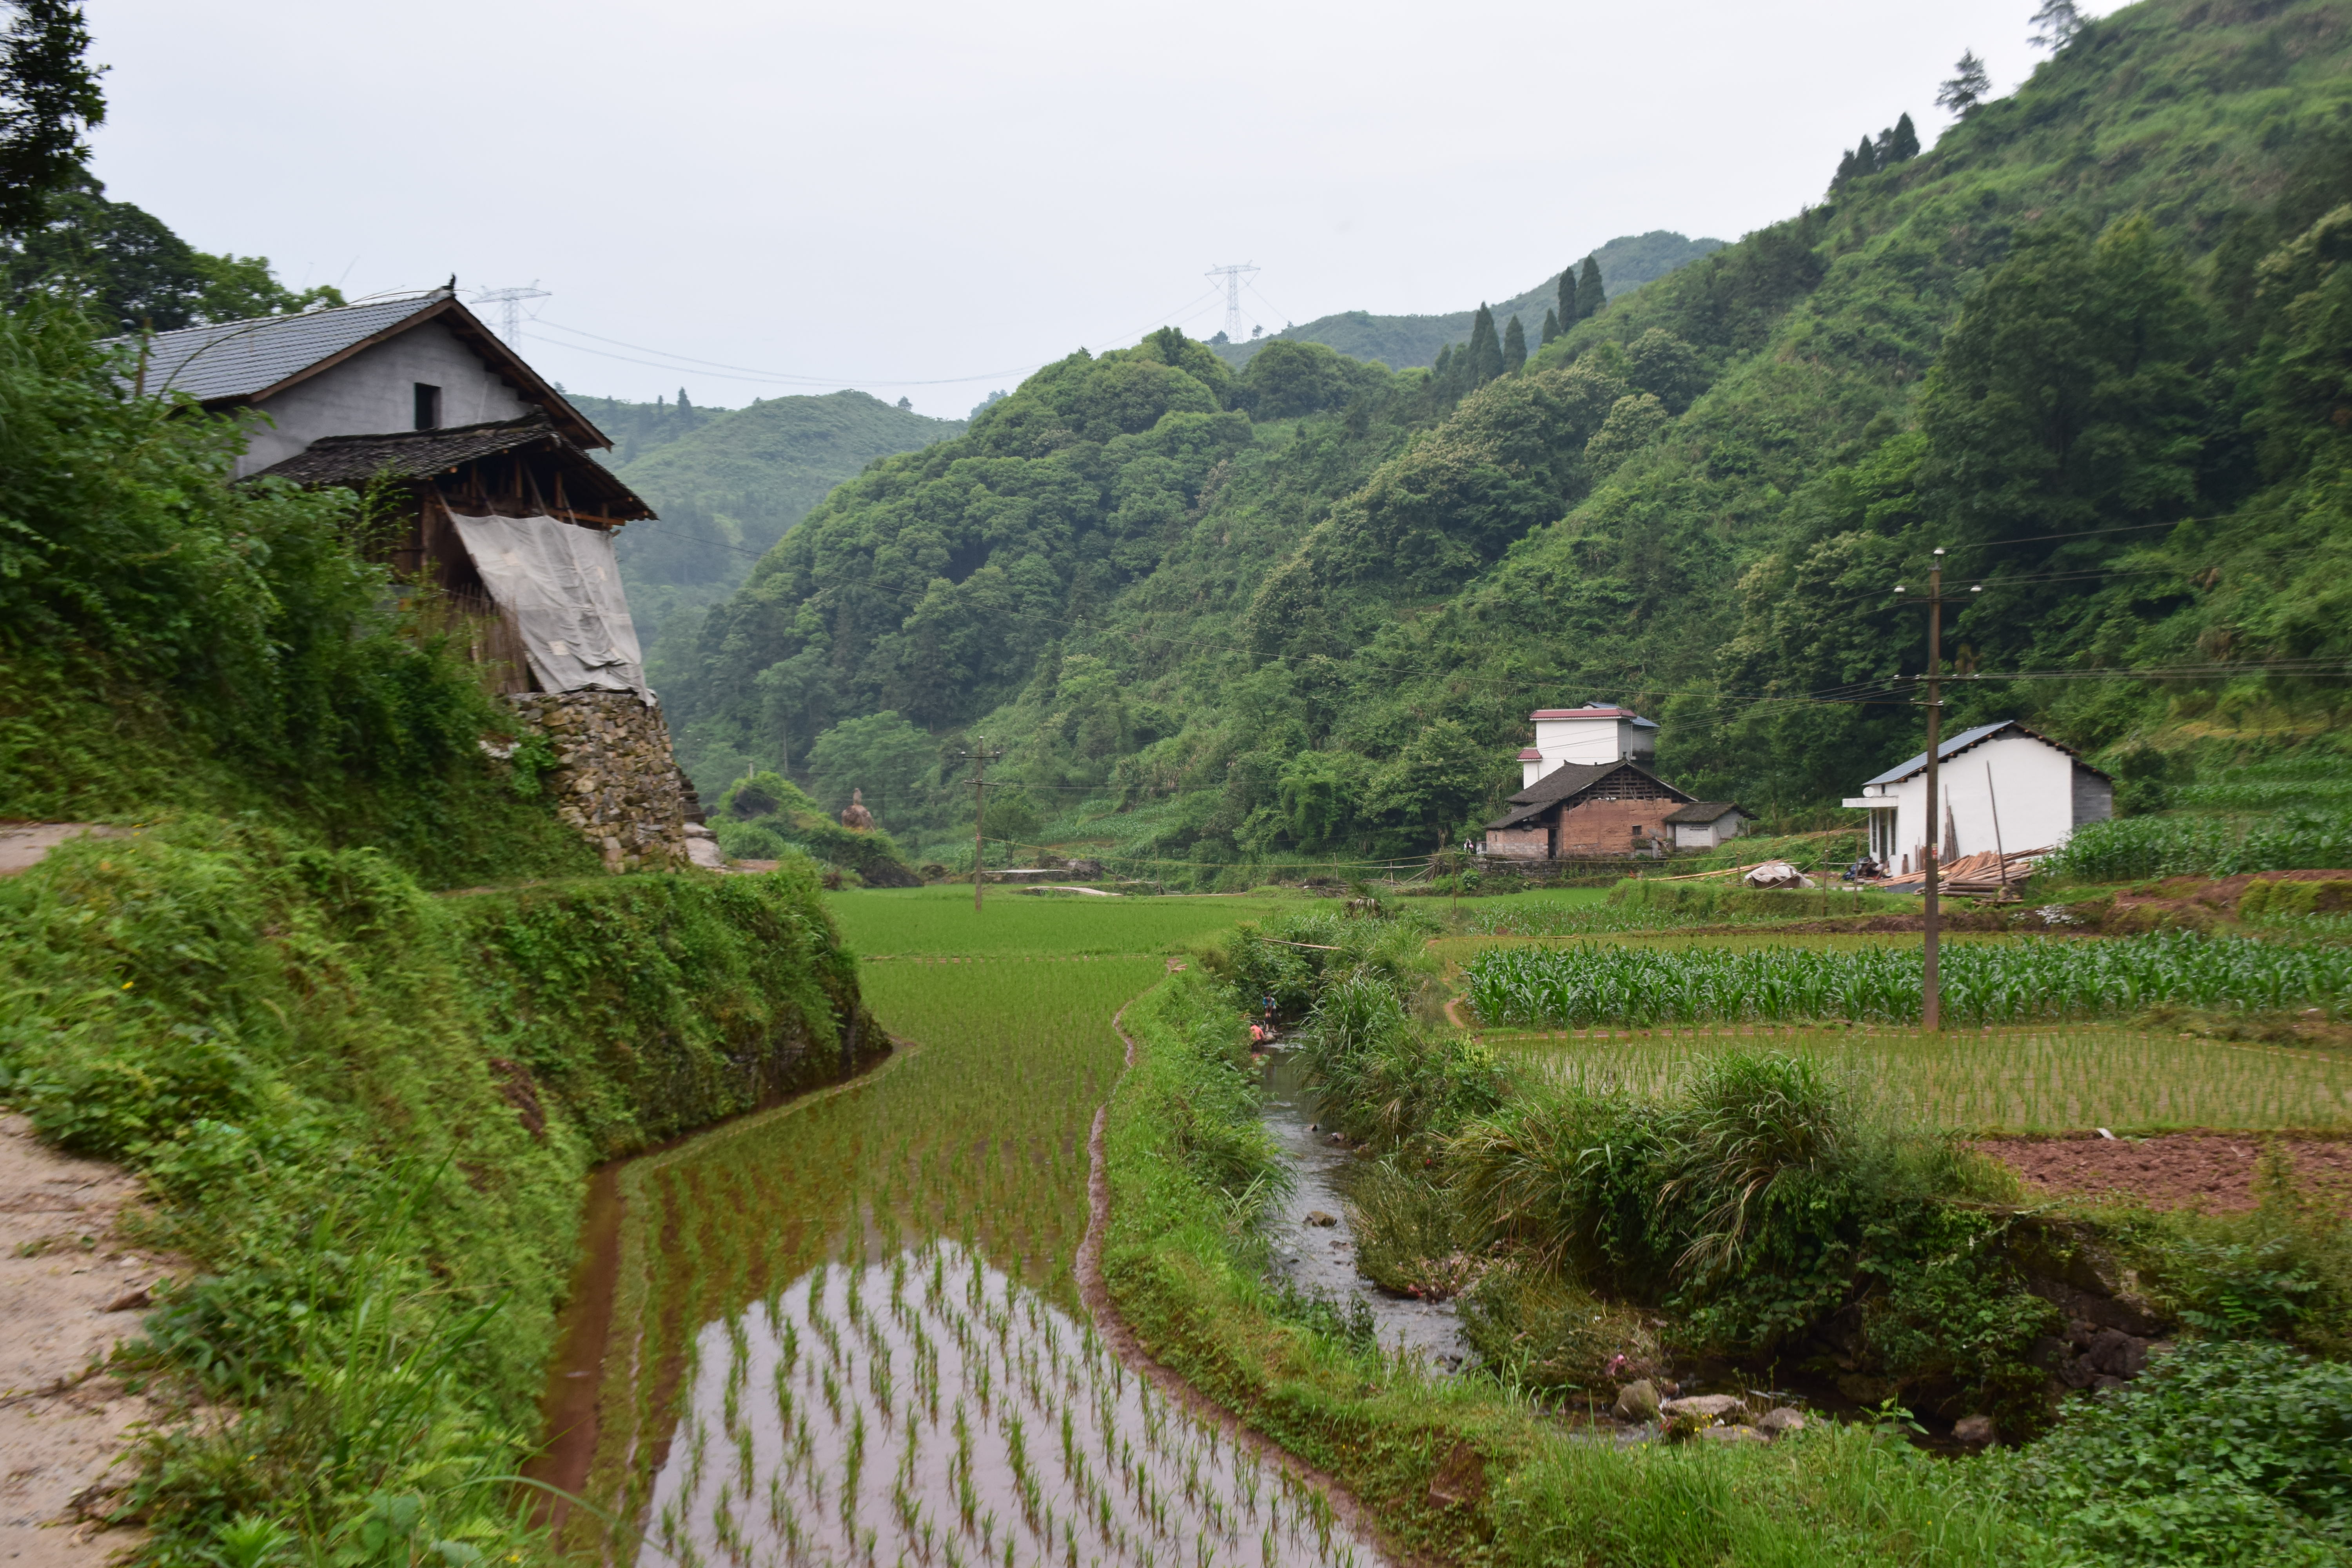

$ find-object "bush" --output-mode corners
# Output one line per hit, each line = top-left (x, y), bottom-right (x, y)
(715, 770), (922, 885)
(1976, 1340), (2352, 1565)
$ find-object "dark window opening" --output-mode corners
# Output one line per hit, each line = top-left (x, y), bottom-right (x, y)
(414, 383), (441, 430)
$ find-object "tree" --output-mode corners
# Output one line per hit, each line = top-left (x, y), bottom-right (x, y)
(1466, 303), (1503, 385)
(0, 181), (337, 329)
(1884, 112), (1920, 163)
(1557, 264), (1577, 327)
(2029, 0), (2084, 53)
(1576, 256), (1604, 319)
(1502, 314), (1527, 375)
(1852, 136), (1878, 179)
(0, 1), (103, 235)
(1938, 51), (1991, 117)
(1540, 305), (1560, 346)
(806, 710), (935, 826)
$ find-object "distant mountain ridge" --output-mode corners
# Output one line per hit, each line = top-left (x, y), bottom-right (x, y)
(1210, 230), (1724, 371)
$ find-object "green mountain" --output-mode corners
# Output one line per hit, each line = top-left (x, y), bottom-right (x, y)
(1211, 230), (1724, 371)
(579, 389), (964, 648)
(663, 0), (2352, 870)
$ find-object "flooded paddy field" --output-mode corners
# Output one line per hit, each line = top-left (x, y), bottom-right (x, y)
(546, 888), (1380, 1568)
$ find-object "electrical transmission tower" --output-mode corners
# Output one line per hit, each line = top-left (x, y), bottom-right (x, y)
(1203, 263), (1258, 339)
(472, 283), (550, 348)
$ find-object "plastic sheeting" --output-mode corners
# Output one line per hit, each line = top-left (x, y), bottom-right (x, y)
(448, 510), (650, 700)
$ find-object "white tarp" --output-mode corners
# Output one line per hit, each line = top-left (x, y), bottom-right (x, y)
(448, 510), (650, 701)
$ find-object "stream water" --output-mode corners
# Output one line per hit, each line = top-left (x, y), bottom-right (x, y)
(1255, 1049), (1468, 1371)
(539, 957), (1384, 1568)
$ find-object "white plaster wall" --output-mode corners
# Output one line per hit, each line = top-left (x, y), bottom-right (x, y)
(1890, 734), (2079, 864)
(234, 320), (532, 475)
(1532, 717), (1655, 773)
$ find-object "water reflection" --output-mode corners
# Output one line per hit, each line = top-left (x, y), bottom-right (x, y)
(647, 1241), (1374, 1568)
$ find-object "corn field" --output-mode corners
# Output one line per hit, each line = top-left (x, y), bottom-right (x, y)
(1463, 931), (2352, 1029)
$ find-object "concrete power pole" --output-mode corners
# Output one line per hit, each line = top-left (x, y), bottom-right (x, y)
(1204, 263), (1259, 339)
(955, 740), (1005, 913)
(1898, 548), (1956, 1031)
(473, 283), (551, 348)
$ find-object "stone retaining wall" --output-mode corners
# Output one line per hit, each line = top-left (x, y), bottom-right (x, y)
(508, 691), (698, 872)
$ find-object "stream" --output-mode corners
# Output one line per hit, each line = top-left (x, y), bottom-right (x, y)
(1255, 1048), (1469, 1371)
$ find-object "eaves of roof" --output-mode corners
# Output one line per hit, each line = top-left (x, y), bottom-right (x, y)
(1860, 720), (2114, 788)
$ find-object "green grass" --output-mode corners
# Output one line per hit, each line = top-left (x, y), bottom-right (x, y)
(1485, 1025), (2352, 1134)
(824, 883), (1314, 956)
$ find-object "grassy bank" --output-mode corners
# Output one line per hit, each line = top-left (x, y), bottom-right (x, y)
(0, 816), (864, 1560)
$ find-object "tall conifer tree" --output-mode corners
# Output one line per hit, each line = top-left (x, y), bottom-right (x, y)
(1541, 305), (1560, 345)
(1557, 265), (1577, 327)
(1576, 257), (1604, 319)
(1887, 112), (1920, 162)
(1502, 314), (1527, 374)
(1467, 304), (1503, 385)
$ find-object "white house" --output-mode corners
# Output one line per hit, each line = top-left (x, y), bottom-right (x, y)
(1518, 703), (1658, 788)
(1844, 721), (2113, 873)
(1664, 801), (1752, 850)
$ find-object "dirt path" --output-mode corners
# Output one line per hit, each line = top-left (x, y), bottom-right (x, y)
(0, 1116), (176, 1566)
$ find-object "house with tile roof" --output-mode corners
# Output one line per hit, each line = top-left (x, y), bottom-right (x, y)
(1842, 720), (2113, 873)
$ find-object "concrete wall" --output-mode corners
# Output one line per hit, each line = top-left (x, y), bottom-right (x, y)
(1486, 826), (1552, 860)
(1888, 733), (2085, 871)
(1530, 716), (1655, 775)
(1672, 816), (1744, 850)
(508, 690), (696, 872)
(237, 319), (532, 475)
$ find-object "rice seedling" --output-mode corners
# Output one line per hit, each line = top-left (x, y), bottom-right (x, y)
(650, 1242), (1370, 1568)
(1492, 1024), (2352, 1132)
(1464, 930), (2352, 1030)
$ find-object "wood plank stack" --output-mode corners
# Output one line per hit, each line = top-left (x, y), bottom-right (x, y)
(1878, 848), (2049, 897)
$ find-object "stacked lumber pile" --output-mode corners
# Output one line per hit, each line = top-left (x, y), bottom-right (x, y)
(1879, 848), (2048, 896)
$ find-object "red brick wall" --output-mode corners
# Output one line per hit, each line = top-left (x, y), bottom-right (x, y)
(1554, 797), (1671, 857)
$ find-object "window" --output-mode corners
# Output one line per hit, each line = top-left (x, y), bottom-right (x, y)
(413, 383), (441, 430)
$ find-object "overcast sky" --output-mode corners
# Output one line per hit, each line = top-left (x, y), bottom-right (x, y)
(84, 0), (2109, 419)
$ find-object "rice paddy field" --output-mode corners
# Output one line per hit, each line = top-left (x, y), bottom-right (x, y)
(563, 889), (1379, 1568)
(1480, 1024), (2352, 1134)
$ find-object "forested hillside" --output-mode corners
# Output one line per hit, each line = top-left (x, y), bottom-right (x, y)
(581, 389), (962, 648)
(1210, 230), (1723, 371)
(661, 0), (2352, 871)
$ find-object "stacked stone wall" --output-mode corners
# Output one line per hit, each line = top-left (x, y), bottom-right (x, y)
(508, 691), (695, 872)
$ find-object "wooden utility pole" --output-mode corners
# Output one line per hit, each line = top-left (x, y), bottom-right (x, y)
(955, 740), (1004, 913)
(1919, 550), (1947, 1031)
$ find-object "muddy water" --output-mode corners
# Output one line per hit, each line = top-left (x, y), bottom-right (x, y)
(1255, 1049), (1468, 1370)
(544, 958), (1382, 1568)
(651, 1242), (1365, 1568)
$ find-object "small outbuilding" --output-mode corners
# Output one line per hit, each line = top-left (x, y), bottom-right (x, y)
(1663, 801), (1752, 851)
(1844, 720), (2112, 873)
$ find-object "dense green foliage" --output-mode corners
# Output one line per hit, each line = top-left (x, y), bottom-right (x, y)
(0, 818), (861, 1556)
(586, 388), (963, 650)
(706, 768), (922, 884)
(663, 0), (2352, 875)
(0, 305), (587, 883)
(1464, 930), (2352, 1028)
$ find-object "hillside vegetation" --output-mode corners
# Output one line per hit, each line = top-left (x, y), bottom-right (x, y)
(1210, 229), (1724, 371)
(664, 0), (2352, 876)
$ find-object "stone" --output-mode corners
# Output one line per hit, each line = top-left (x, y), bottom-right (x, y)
(1756, 1406), (1806, 1439)
(2087, 1327), (2147, 1379)
(1952, 1414), (1995, 1445)
(1303, 1211), (1338, 1227)
(1658, 1394), (1746, 1423)
(1611, 1380), (1661, 1423)
(1699, 1423), (1769, 1445)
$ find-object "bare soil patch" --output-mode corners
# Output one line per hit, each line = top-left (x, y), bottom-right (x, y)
(1981, 1132), (2352, 1211)
(0, 1114), (182, 1566)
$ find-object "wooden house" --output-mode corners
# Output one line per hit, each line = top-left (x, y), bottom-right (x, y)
(125, 288), (655, 697)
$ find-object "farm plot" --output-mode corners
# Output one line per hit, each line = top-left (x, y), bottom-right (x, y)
(648, 1241), (1366, 1568)
(1463, 931), (2352, 1030)
(1490, 1027), (2352, 1134)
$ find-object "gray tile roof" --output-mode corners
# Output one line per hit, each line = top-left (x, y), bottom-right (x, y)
(1859, 720), (2109, 788)
(1663, 801), (1748, 825)
(118, 292), (448, 403)
(1488, 759), (1693, 831)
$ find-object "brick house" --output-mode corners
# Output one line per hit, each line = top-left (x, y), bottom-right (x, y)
(1484, 758), (1697, 860)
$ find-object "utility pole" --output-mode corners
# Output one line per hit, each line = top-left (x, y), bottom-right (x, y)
(1897, 549), (1948, 1031)
(1204, 263), (1259, 339)
(954, 739), (1004, 913)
